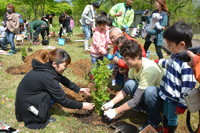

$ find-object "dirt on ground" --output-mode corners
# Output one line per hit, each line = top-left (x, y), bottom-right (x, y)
(76, 34), (85, 38)
(68, 59), (92, 78)
(5, 50), (140, 131)
(6, 50), (44, 74)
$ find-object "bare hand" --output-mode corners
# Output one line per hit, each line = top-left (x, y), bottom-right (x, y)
(82, 102), (95, 110)
(80, 88), (91, 96)
(187, 51), (196, 68)
(115, 11), (123, 17)
(113, 56), (118, 64)
(119, 68), (128, 75)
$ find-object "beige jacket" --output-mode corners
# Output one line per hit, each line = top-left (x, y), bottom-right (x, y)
(6, 13), (20, 34)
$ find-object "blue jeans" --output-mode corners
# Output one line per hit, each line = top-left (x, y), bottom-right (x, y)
(82, 24), (91, 40)
(144, 86), (163, 127)
(107, 64), (124, 85)
(123, 81), (163, 127)
(90, 54), (104, 70)
(5, 31), (15, 51)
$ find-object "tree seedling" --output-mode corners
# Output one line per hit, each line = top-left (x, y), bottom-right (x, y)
(91, 58), (112, 115)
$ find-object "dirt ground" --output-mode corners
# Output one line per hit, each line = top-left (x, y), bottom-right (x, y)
(5, 50), (140, 132)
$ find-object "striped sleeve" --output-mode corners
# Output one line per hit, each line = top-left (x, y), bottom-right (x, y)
(158, 59), (168, 69)
(180, 62), (196, 95)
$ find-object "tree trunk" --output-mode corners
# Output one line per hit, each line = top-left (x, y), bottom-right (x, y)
(151, 0), (153, 10)
(35, 0), (37, 20)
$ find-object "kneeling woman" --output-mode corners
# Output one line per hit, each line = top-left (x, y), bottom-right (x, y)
(15, 48), (95, 129)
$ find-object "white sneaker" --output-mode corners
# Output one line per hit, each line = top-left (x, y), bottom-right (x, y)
(112, 79), (116, 86)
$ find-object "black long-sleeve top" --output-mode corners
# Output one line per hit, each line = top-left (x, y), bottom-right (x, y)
(15, 59), (82, 129)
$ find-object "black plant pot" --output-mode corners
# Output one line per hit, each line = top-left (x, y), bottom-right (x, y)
(42, 40), (49, 45)
(28, 48), (33, 52)
(22, 56), (25, 61)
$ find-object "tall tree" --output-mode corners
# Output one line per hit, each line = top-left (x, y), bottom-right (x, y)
(20, 0), (40, 20)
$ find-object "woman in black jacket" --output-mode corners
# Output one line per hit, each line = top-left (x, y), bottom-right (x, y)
(15, 48), (95, 129)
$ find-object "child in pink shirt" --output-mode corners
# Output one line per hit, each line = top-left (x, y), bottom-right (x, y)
(90, 15), (110, 69)
(69, 16), (74, 36)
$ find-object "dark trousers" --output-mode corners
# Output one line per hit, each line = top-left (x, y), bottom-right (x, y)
(33, 26), (47, 42)
(65, 25), (70, 33)
(0, 37), (7, 50)
(144, 39), (163, 59)
(59, 25), (67, 38)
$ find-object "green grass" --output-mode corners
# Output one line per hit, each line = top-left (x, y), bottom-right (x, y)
(0, 26), (199, 132)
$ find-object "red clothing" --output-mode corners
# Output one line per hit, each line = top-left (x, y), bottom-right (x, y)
(192, 55), (200, 82)
(113, 33), (146, 69)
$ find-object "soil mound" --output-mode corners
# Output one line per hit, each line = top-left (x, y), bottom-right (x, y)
(68, 59), (92, 78)
(6, 50), (44, 75)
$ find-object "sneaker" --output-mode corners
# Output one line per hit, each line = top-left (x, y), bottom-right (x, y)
(7, 50), (16, 56)
(112, 79), (116, 86)
(48, 117), (56, 123)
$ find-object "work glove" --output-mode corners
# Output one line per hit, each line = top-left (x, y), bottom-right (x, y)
(105, 53), (113, 60)
(101, 100), (114, 110)
(123, 25), (128, 30)
(104, 108), (117, 120)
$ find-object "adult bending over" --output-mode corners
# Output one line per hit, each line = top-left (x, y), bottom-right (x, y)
(144, 0), (168, 59)
(15, 48), (95, 129)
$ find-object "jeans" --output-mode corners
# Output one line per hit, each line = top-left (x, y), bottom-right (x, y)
(0, 37), (7, 50)
(123, 81), (163, 127)
(144, 86), (163, 127)
(107, 64), (124, 85)
(82, 24), (91, 40)
(5, 31), (15, 51)
(90, 54), (104, 70)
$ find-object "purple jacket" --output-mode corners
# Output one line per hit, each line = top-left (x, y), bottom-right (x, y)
(70, 19), (74, 28)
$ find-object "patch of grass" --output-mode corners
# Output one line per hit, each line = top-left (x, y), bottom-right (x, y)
(0, 25), (199, 132)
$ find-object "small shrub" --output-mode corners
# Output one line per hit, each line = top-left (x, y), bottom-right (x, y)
(91, 58), (112, 115)
(21, 46), (27, 58)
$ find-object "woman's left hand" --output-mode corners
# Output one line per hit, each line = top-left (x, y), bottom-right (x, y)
(80, 88), (91, 96)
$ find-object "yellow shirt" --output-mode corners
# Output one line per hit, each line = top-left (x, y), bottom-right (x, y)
(128, 57), (164, 89)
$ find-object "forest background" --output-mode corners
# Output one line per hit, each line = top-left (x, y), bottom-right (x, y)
(0, 0), (199, 33)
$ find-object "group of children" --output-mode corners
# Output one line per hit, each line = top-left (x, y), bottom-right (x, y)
(88, 9), (198, 132)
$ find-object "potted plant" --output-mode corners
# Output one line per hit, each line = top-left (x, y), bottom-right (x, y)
(91, 58), (112, 115)
(21, 46), (27, 61)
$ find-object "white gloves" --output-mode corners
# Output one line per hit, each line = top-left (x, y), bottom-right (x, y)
(101, 100), (114, 110)
(60, 24), (63, 27)
(104, 108), (117, 120)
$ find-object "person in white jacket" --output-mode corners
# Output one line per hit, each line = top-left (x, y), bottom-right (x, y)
(80, 1), (100, 51)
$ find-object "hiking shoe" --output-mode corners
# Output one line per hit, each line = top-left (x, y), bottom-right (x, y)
(7, 50), (16, 56)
